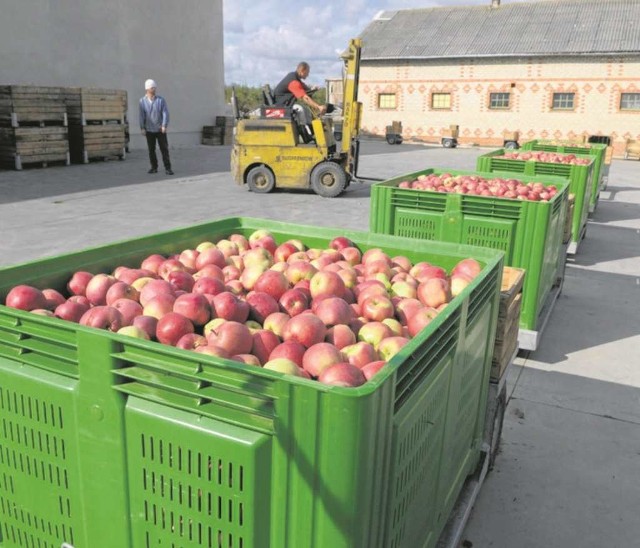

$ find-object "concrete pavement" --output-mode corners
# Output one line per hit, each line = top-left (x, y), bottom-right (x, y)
(0, 140), (638, 547)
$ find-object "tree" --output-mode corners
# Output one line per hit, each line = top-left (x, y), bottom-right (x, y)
(225, 85), (263, 115)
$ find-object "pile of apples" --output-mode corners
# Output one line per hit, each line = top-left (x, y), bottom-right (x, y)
(398, 173), (559, 202)
(3, 231), (483, 388)
(496, 151), (591, 165)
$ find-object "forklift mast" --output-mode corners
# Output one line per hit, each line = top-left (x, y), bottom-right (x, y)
(339, 39), (362, 175)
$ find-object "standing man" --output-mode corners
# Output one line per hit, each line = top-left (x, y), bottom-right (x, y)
(139, 79), (173, 175)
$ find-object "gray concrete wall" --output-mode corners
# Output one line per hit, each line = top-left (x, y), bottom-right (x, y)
(0, 0), (225, 149)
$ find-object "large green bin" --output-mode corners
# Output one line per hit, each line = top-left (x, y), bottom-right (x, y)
(0, 217), (503, 548)
(519, 140), (607, 214)
(369, 168), (568, 333)
(476, 149), (594, 252)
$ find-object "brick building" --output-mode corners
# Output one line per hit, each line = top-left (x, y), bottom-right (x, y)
(357, 0), (640, 155)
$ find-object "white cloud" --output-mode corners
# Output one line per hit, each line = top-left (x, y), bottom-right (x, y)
(223, 0), (535, 86)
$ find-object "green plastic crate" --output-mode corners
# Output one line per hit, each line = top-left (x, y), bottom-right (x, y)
(520, 140), (606, 213)
(476, 149), (594, 249)
(0, 217), (503, 548)
(369, 168), (569, 333)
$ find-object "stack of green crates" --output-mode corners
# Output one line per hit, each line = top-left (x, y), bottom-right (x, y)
(519, 140), (607, 214)
(0, 217), (503, 548)
(476, 149), (594, 253)
(369, 168), (569, 343)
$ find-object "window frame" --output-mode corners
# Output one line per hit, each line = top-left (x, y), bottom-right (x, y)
(431, 92), (452, 110)
(620, 92), (640, 111)
(551, 92), (576, 111)
(488, 92), (511, 110)
(377, 93), (397, 110)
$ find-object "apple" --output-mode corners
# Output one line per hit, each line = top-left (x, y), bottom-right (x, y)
(117, 325), (150, 340)
(67, 271), (94, 296)
(452, 258), (482, 280)
(106, 282), (140, 305)
(203, 317), (227, 338)
(215, 239), (239, 258)
(167, 270), (195, 293)
(391, 256), (412, 273)
(273, 242), (299, 263)
(54, 299), (90, 323)
(302, 342), (345, 377)
(139, 279), (175, 307)
(342, 341), (378, 368)
(117, 268), (155, 286)
(417, 278), (451, 309)
(340, 247), (362, 266)
(329, 236), (354, 251)
(315, 297), (353, 327)
(140, 254), (166, 274)
(192, 276), (225, 296)
(309, 271), (346, 300)
(208, 320), (253, 356)
(194, 264), (225, 281)
(360, 295), (395, 322)
(407, 307), (439, 338)
(131, 276), (155, 292)
(318, 363), (366, 387)
(410, 263), (447, 283)
(143, 293), (176, 320)
(254, 270), (289, 301)
(222, 265), (241, 282)
(246, 291), (279, 324)
(212, 291), (250, 323)
(225, 280), (245, 295)
(278, 288), (309, 317)
(263, 358), (303, 377)
(231, 354), (262, 366)
(394, 298), (424, 326)
(194, 344), (231, 359)
(251, 329), (281, 365)
(242, 247), (273, 270)
(111, 298), (144, 326)
(156, 312), (194, 346)
(175, 333), (208, 350)
(195, 247), (226, 270)
(245, 320), (263, 333)
(378, 336), (410, 361)
(85, 274), (117, 306)
(282, 314), (327, 348)
(382, 318), (403, 337)
(390, 281), (417, 300)
(229, 233), (250, 253)
(4, 285), (46, 311)
(357, 322), (393, 349)
(268, 340), (306, 367)
(30, 309), (54, 316)
(132, 315), (158, 340)
(260, 310), (289, 336)
(158, 258), (190, 280)
(177, 249), (199, 270)
(173, 293), (211, 326)
(361, 360), (387, 381)
(325, 324), (356, 349)
(450, 273), (473, 297)
(80, 306), (124, 332)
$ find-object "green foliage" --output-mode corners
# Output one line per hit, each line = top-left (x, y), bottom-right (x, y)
(225, 85), (328, 114)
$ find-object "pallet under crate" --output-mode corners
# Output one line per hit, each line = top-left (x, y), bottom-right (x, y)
(68, 124), (126, 164)
(0, 126), (70, 170)
(64, 87), (127, 125)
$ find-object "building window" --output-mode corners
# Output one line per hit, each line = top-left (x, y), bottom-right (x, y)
(489, 92), (510, 109)
(431, 92), (451, 110)
(620, 93), (640, 111)
(378, 93), (397, 109)
(552, 92), (575, 110)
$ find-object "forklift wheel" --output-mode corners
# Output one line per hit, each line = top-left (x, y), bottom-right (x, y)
(442, 138), (455, 148)
(246, 165), (275, 194)
(310, 162), (347, 198)
(386, 135), (396, 145)
(504, 141), (519, 150)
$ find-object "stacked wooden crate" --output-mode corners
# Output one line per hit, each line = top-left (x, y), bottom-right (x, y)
(0, 85), (70, 170)
(64, 88), (126, 163)
(202, 116), (234, 145)
(491, 266), (525, 381)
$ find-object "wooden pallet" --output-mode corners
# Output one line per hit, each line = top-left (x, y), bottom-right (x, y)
(68, 124), (126, 164)
(0, 85), (68, 127)
(64, 87), (127, 125)
(0, 126), (69, 169)
(202, 125), (233, 146)
(215, 115), (235, 127)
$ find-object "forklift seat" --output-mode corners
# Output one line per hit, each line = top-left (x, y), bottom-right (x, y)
(262, 84), (275, 106)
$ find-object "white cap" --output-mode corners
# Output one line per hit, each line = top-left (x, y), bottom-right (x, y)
(145, 79), (157, 90)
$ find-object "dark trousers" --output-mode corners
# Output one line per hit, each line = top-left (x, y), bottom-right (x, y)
(145, 131), (171, 169)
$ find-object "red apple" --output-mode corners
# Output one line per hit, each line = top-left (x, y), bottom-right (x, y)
(378, 336), (410, 361)
(67, 271), (94, 296)
(80, 306), (124, 332)
(318, 362), (366, 387)
(251, 329), (281, 365)
(325, 324), (357, 349)
(140, 254), (166, 274)
(279, 288), (309, 317)
(263, 358), (303, 377)
(54, 300), (90, 323)
(143, 293), (176, 320)
(192, 276), (225, 296)
(417, 278), (451, 309)
(407, 307), (439, 338)
(302, 342), (344, 377)
(41, 288), (66, 310)
(167, 270), (195, 293)
(212, 291), (250, 323)
(194, 344), (231, 359)
(263, 311), (291, 337)
(360, 295), (395, 322)
(175, 333), (208, 350)
(5, 285), (47, 311)
(361, 360), (387, 381)
(329, 236), (354, 251)
(309, 271), (346, 299)
(139, 279), (175, 307)
(282, 314), (327, 348)
(315, 297), (353, 327)
(132, 315), (158, 340)
(156, 312), (194, 346)
(231, 354), (262, 366)
(85, 274), (117, 306)
(452, 258), (482, 280)
(173, 293), (211, 326)
(112, 298), (144, 326)
(342, 341), (378, 368)
(195, 247), (226, 270)
(269, 340), (306, 367)
(246, 291), (280, 324)
(106, 282), (140, 305)
(208, 320), (253, 356)
(254, 270), (289, 301)
(357, 322), (393, 349)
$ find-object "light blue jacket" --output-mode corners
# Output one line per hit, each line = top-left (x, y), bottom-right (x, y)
(139, 95), (169, 132)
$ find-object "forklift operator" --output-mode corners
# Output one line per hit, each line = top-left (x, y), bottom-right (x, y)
(273, 62), (327, 115)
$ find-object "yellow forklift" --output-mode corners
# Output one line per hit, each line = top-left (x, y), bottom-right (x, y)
(230, 39), (363, 197)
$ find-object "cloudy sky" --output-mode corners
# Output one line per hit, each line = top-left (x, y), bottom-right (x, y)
(223, 0), (534, 87)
